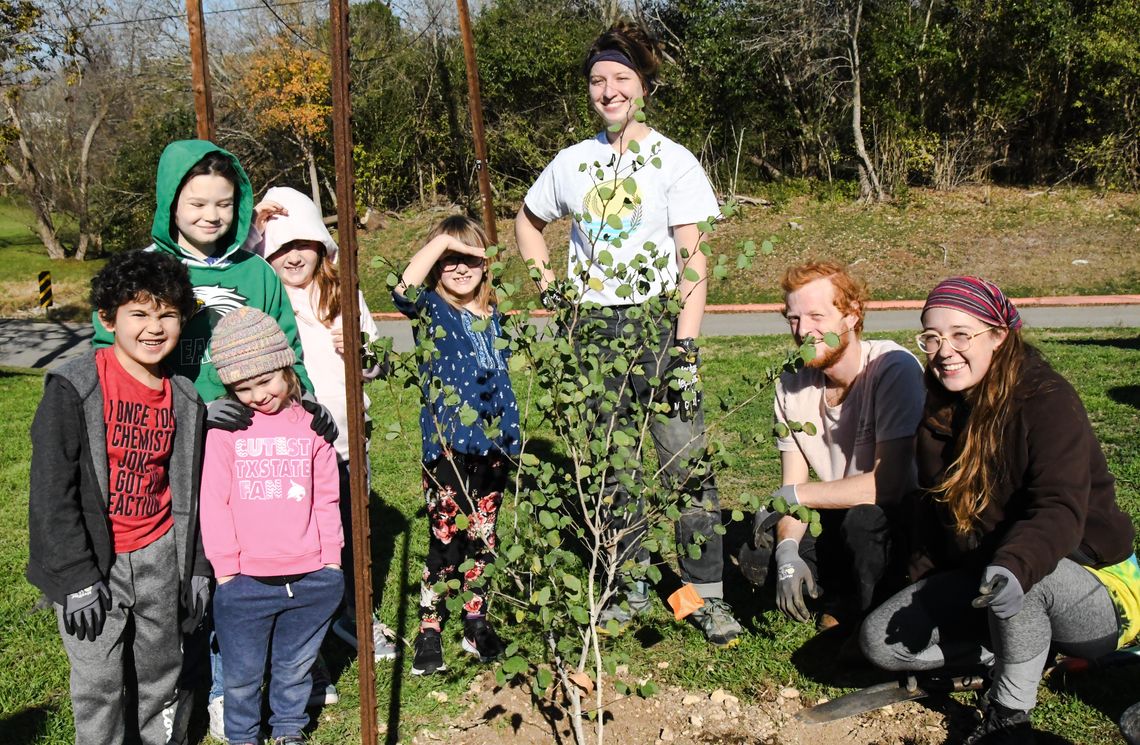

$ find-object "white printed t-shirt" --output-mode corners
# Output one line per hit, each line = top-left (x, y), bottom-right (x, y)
(524, 130), (720, 305)
(774, 340), (924, 485)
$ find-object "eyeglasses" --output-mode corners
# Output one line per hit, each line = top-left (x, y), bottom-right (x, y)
(915, 327), (996, 354)
(440, 254), (485, 271)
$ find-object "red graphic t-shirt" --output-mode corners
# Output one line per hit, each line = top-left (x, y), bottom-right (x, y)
(96, 348), (175, 553)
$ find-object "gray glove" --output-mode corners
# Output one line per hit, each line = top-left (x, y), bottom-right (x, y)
(183, 575), (211, 633)
(205, 399), (252, 431)
(772, 483), (799, 507)
(972, 565), (1024, 619)
(775, 539), (818, 622)
(63, 580), (112, 642)
(301, 391), (338, 443)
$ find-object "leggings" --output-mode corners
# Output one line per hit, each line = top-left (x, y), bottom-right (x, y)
(419, 451), (507, 629)
(860, 559), (1118, 711)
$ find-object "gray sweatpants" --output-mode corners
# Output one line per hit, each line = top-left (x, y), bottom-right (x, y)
(860, 558), (1118, 711)
(56, 528), (182, 745)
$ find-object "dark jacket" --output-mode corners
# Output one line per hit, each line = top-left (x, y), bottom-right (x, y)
(909, 352), (1133, 592)
(26, 351), (210, 627)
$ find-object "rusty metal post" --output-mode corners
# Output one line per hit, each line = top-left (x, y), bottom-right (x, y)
(329, 1), (378, 742)
(455, 0), (497, 243)
(185, 0), (215, 140)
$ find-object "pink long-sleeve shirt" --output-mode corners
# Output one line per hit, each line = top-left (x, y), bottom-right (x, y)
(201, 402), (343, 578)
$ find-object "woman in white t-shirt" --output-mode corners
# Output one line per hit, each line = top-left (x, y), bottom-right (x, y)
(514, 21), (741, 647)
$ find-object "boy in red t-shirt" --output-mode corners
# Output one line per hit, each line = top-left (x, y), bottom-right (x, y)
(27, 249), (211, 745)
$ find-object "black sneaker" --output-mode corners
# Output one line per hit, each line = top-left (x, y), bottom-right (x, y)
(964, 700), (1034, 744)
(411, 628), (447, 676)
(462, 617), (506, 662)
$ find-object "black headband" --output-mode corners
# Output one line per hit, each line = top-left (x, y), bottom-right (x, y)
(584, 49), (637, 76)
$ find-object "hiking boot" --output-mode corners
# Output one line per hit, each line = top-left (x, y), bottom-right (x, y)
(689, 597), (742, 648)
(738, 508), (780, 586)
(964, 700), (1034, 744)
(331, 614), (398, 661)
(411, 628), (447, 676)
(596, 580), (652, 635)
(462, 616), (506, 662)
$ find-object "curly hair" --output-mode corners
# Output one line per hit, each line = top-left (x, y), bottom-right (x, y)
(91, 249), (197, 322)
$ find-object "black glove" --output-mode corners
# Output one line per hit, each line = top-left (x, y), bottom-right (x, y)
(205, 399), (253, 431)
(301, 392), (338, 444)
(665, 342), (702, 422)
(775, 539), (818, 622)
(972, 565), (1024, 619)
(182, 575), (212, 633)
(63, 580), (112, 642)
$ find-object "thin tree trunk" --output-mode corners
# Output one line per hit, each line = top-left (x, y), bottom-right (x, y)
(75, 97), (110, 261)
(848, 1), (884, 202)
(4, 96), (66, 259)
(304, 142), (322, 217)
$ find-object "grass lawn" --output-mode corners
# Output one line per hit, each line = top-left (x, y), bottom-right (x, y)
(3, 185), (1140, 321)
(2, 328), (1138, 744)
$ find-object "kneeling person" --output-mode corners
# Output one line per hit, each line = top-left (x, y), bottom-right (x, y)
(740, 261), (923, 631)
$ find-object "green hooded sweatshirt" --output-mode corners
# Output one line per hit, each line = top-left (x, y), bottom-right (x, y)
(92, 140), (312, 402)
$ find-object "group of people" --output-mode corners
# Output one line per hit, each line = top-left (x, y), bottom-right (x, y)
(23, 17), (1138, 745)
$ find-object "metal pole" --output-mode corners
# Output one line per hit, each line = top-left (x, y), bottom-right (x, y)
(455, 0), (497, 243)
(329, 1), (378, 742)
(185, 0), (215, 140)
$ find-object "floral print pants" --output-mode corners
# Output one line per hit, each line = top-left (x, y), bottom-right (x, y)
(419, 451), (507, 630)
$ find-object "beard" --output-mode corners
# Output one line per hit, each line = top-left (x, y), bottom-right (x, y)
(804, 329), (851, 370)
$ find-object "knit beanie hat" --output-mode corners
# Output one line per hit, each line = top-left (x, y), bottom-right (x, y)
(210, 306), (296, 384)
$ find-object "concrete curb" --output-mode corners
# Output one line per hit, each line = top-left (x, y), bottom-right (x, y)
(369, 294), (1140, 320)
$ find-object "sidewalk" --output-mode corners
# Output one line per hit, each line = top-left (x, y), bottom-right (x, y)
(3, 297), (1139, 370)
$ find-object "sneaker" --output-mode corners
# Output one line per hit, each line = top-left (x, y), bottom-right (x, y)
(273, 737), (305, 744)
(207, 696), (225, 742)
(689, 597), (742, 648)
(307, 656), (339, 708)
(1120, 700), (1140, 745)
(411, 628), (447, 676)
(596, 580), (652, 635)
(964, 699), (1034, 744)
(331, 614), (398, 661)
(462, 617), (506, 662)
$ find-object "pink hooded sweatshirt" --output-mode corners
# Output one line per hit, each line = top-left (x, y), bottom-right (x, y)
(201, 403), (343, 577)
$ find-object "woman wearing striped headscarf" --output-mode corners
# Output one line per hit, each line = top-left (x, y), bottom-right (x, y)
(859, 277), (1139, 743)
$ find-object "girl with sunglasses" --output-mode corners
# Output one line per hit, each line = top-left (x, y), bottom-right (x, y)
(393, 216), (520, 676)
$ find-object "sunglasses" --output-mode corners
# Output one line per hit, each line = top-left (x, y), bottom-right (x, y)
(439, 254), (485, 271)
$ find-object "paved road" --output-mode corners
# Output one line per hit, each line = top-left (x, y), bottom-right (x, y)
(3, 305), (1139, 370)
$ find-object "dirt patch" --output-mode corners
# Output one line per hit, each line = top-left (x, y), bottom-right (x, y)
(409, 672), (982, 745)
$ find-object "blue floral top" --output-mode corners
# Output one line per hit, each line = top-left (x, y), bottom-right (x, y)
(393, 288), (521, 463)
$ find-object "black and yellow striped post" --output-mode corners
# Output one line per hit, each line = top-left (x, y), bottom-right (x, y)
(38, 271), (53, 312)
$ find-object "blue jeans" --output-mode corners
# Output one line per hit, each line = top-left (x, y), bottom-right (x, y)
(212, 568), (343, 742)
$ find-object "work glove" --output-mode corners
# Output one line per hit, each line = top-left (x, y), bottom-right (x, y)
(301, 391), (338, 444)
(972, 565), (1024, 620)
(770, 484), (799, 509)
(775, 539), (819, 622)
(182, 575), (212, 633)
(666, 344), (702, 422)
(205, 399), (252, 431)
(63, 580), (112, 642)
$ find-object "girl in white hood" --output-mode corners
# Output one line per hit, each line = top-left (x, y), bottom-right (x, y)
(251, 187), (397, 662)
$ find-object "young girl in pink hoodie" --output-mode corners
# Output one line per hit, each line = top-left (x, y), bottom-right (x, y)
(200, 306), (343, 745)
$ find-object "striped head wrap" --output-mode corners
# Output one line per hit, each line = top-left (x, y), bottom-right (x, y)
(922, 276), (1022, 330)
